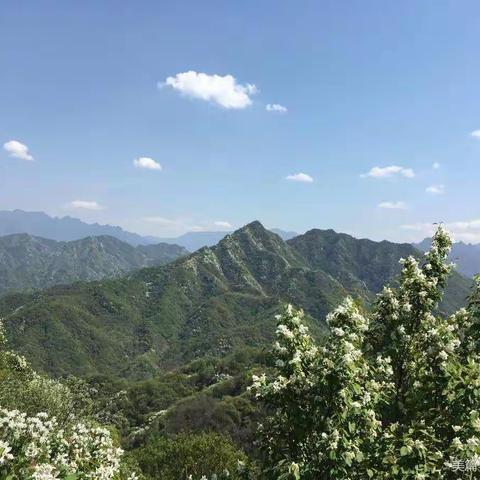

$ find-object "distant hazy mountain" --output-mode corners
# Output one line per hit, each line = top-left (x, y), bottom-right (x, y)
(0, 209), (299, 251)
(1, 221), (469, 378)
(0, 209), (160, 245)
(414, 238), (480, 278)
(0, 233), (187, 296)
(158, 227), (298, 251)
(270, 228), (298, 241)
(157, 231), (230, 251)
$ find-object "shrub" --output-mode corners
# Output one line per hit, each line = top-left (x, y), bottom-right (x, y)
(132, 432), (247, 480)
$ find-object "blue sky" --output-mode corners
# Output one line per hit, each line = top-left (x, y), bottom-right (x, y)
(1, 1), (479, 241)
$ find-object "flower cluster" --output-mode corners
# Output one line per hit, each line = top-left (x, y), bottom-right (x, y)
(0, 407), (129, 479)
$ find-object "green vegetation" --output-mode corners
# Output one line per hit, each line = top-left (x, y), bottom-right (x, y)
(75, 347), (265, 455)
(0, 320), (138, 479)
(0, 313), (253, 479)
(1, 224), (479, 478)
(0, 222), (470, 379)
(252, 227), (480, 478)
(0, 233), (187, 296)
(132, 433), (247, 480)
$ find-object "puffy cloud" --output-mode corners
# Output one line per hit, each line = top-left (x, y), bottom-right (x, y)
(378, 201), (408, 210)
(133, 157), (162, 170)
(266, 103), (287, 113)
(361, 166), (415, 179)
(68, 200), (105, 211)
(286, 172), (314, 183)
(402, 219), (480, 243)
(214, 221), (233, 228)
(3, 140), (34, 161)
(160, 71), (257, 109)
(426, 184), (445, 195)
(470, 130), (480, 138)
(432, 162), (440, 169)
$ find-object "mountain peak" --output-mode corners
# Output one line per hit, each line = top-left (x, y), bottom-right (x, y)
(244, 220), (264, 228)
(223, 220), (283, 247)
(238, 220), (268, 234)
(214, 220), (303, 275)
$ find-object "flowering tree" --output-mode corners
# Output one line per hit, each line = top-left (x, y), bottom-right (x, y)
(252, 227), (480, 479)
(0, 321), (138, 480)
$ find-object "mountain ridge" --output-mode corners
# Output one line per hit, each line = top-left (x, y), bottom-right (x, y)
(156, 226), (298, 251)
(0, 209), (298, 251)
(0, 209), (160, 245)
(0, 221), (471, 379)
(0, 233), (188, 296)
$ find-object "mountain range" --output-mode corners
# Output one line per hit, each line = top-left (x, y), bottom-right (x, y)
(0, 221), (471, 379)
(0, 209), (297, 251)
(0, 233), (188, 297)
(0, 209), (160, 245)
(4, 210), (478, 277)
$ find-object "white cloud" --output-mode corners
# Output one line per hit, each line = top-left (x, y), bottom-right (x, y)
(378, 201), (408, 210)
(68, 200), (105, 211)
(133, 157), (162, 170)
(426, 184), (445, 195)
(3, 140), (34, 161)
(143, 216), (177, 225)
(214, 221), (233, 228)
(160, 71), (257, 109)
(146, 217), (233, 230)
(432, 162), (440, 169)
(266, 103), (287, 113)
(286, 172), (314, 183)
(470, 130), (480, 138)
(143, 216), (204, 230)
(402, 219), (480, 243)
(143, 217), (230, 235)
(361, 165), (415, 179)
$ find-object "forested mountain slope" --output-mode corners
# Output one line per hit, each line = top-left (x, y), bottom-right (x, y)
(0, 233), (188, 295)
(0, 221), (471, 379)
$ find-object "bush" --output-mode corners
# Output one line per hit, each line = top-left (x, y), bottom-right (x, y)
(132, 432), (247, 480)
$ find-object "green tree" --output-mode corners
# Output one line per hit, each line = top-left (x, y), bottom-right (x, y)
(252, 226), (480, 479)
